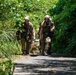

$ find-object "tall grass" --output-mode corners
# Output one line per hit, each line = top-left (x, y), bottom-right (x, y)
(0, 29), (21, 75)
(0, 29), (21, 57)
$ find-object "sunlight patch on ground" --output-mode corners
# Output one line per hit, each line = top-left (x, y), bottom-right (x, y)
(13, 72), (39, 75)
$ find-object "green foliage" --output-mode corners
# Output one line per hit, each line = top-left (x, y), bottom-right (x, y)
(0, 29), (21, 58)
(50, 0), (76, 56)
(0, 29), (21, 75)
(0, 59), (15, 75)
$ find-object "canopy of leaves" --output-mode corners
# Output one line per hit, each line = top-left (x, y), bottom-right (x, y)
(0, 0), (76, 62)
(50, 0), (76, 56)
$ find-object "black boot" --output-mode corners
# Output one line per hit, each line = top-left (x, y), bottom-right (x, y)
(22, 49), (26, 55)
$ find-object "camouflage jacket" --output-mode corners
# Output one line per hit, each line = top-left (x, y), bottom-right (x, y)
(40, 20), (55, 39)
(21, 22), (34, 40)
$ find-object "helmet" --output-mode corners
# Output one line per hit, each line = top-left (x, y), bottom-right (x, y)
(44, 15), (50, 20)
(25, 16), (29, 21)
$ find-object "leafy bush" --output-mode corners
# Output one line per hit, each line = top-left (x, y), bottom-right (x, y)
(50, 0), (76, 56)
(0, 59), (15, 75)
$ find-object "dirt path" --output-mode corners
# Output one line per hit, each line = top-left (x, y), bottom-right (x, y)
(13, 55), (76, 75)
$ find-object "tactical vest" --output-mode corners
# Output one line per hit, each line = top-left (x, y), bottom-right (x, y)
(21, 22), (32, 40)
(42, 21), (52, 38)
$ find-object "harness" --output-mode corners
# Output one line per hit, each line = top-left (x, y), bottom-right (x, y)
(42, 21), (52, 38)
(21, 22), (32, 40)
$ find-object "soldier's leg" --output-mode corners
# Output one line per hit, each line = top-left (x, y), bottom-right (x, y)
(47, 37), (53, 55)
(21, 39), (26, 54)
(47, 42), (52, 55)
(39, 40), (42, 54)
(26, 41), (31, 54)
(42, 39), (45, 55)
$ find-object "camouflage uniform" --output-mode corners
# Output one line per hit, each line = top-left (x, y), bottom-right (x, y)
(21, 22), (34, 54)
(40, 20), (55, 55)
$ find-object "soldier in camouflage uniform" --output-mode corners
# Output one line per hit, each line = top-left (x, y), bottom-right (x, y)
(40, 15), (55, 55)
(21, 16), (34, 55)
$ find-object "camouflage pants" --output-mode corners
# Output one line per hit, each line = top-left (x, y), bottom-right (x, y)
(21, 38), (31, 54)
(41, 37), (52, 55)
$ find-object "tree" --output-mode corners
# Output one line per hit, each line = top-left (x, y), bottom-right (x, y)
(50, 0), (76, 56)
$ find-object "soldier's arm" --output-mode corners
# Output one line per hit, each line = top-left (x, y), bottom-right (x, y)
(50, 22), (55, 31)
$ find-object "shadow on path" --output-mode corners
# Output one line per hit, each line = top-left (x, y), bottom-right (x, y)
(13, 55), (76, 75)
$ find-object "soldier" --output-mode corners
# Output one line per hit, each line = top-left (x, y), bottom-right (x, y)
(21, 16), (34, 55)
(40, 15), (55, 55)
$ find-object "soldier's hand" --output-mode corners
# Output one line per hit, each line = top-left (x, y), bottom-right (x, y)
(50, 28), (53, 32)
(22, 29), (25, 32)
